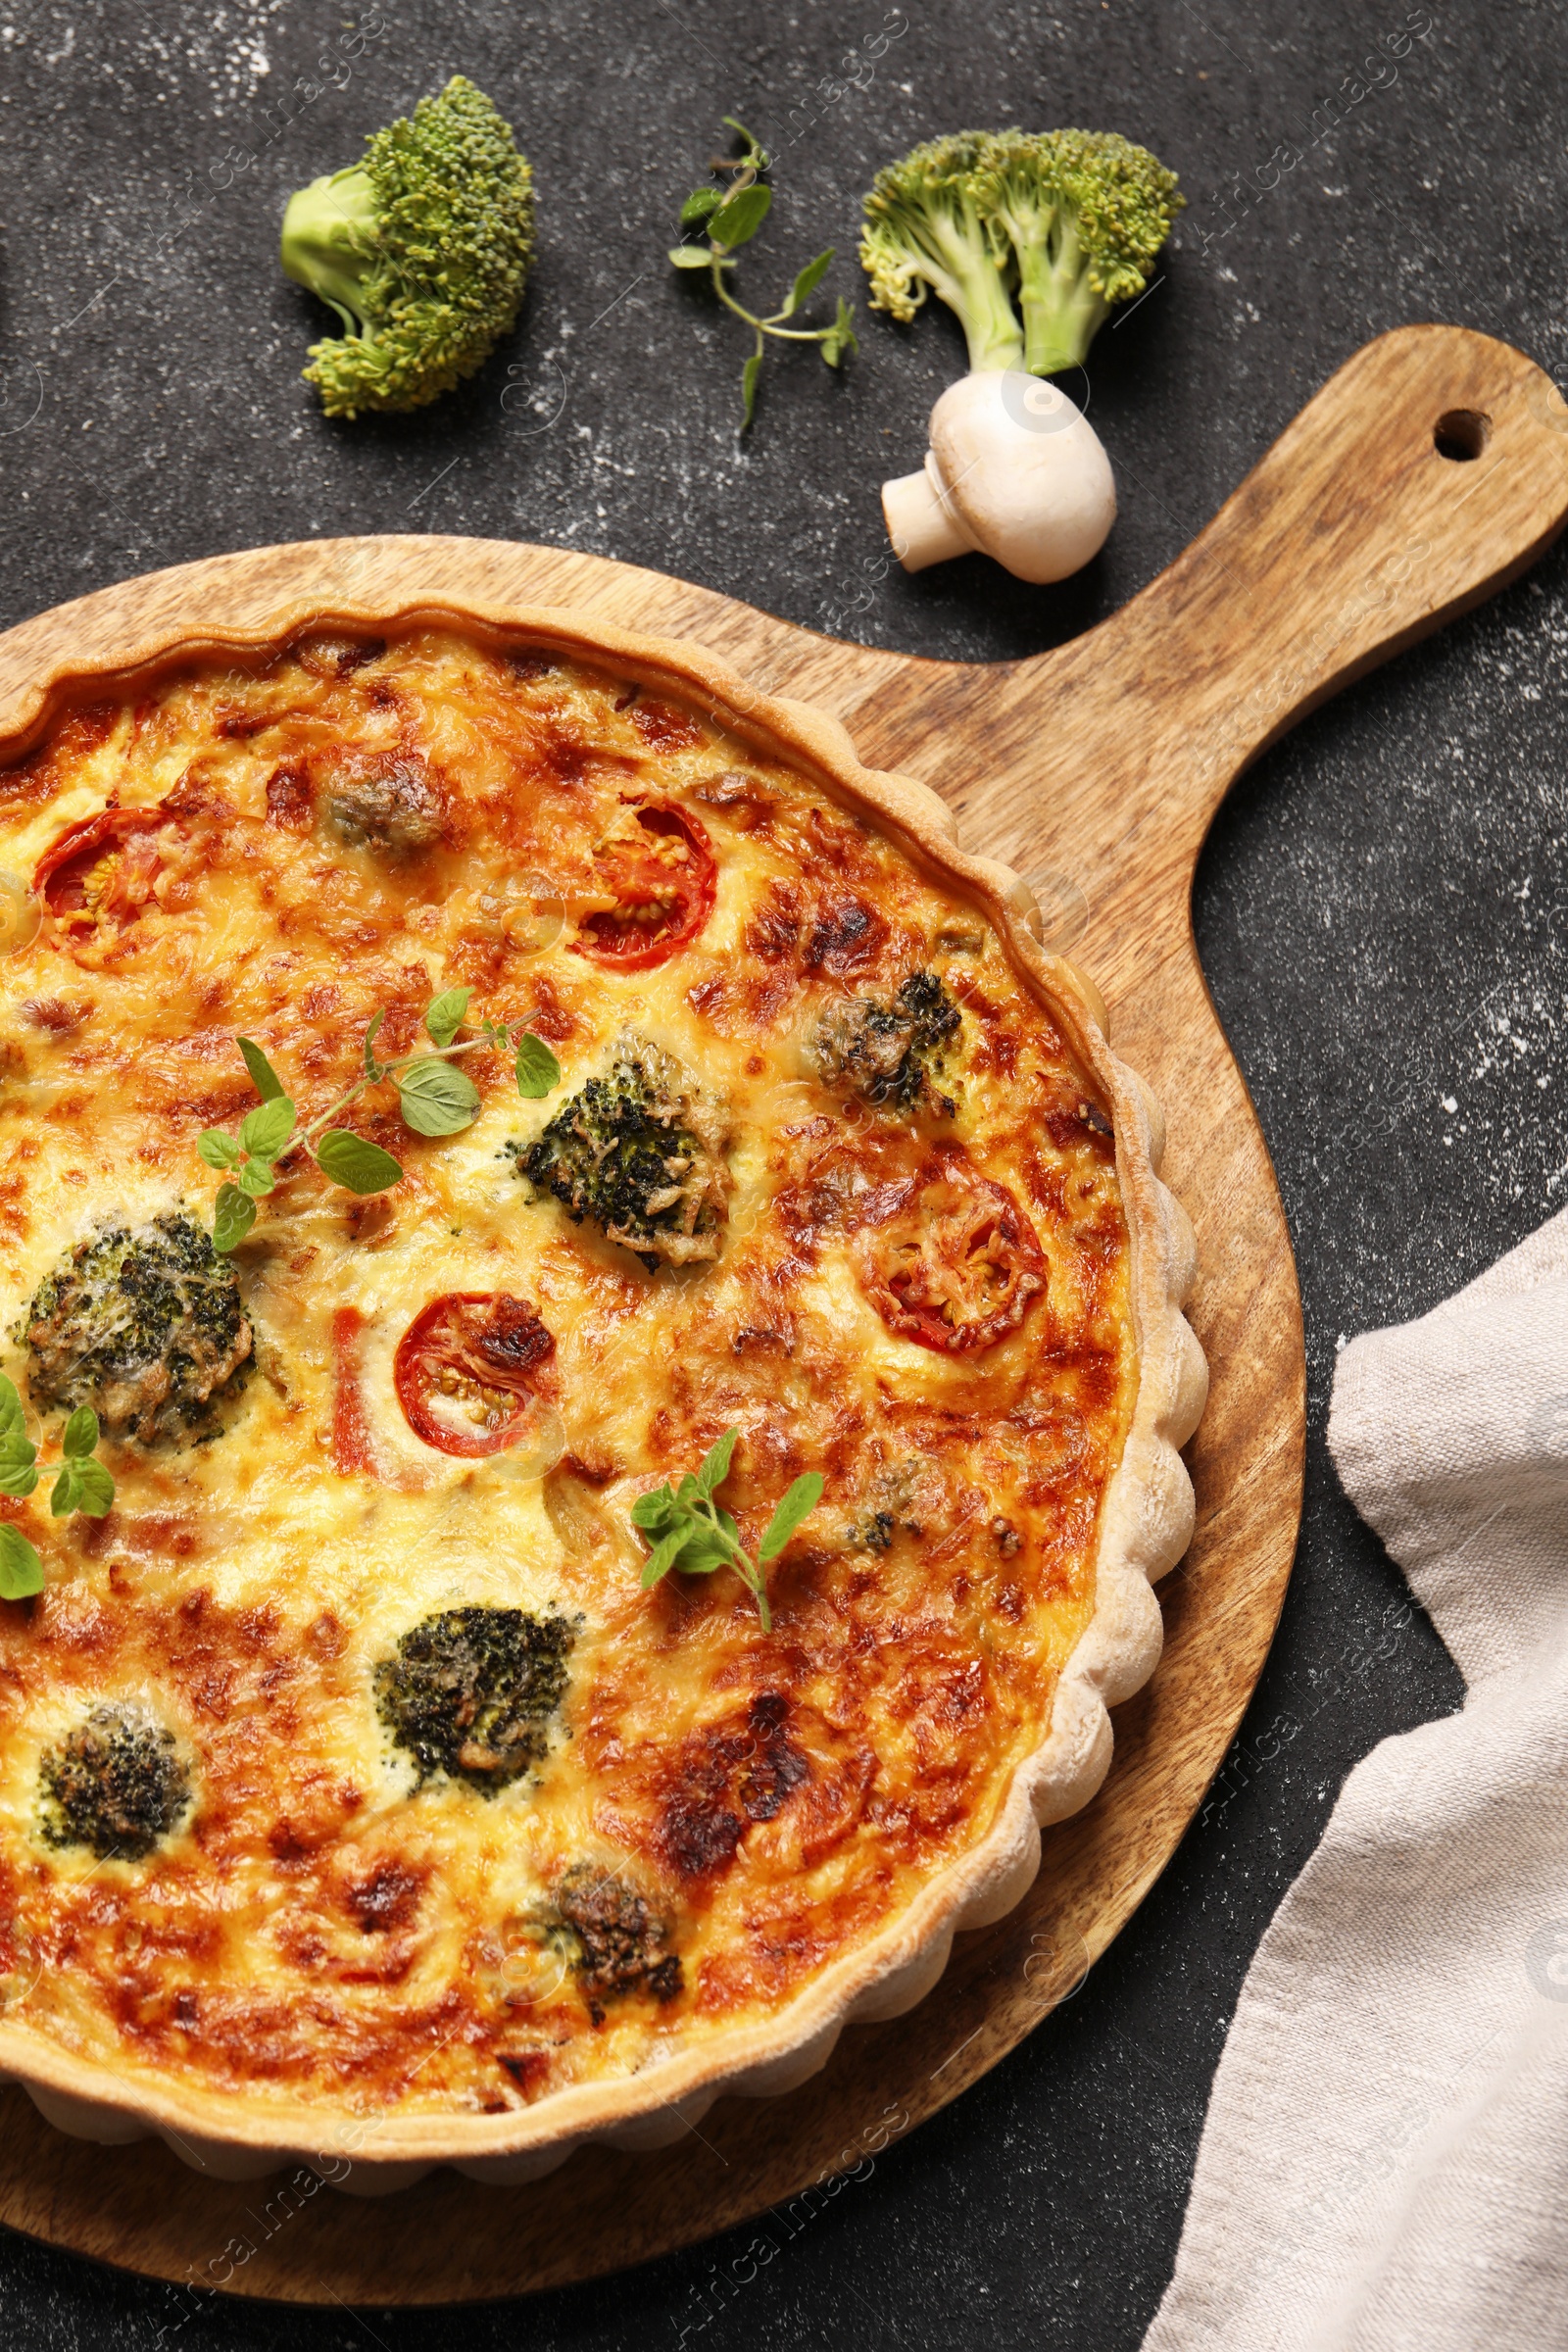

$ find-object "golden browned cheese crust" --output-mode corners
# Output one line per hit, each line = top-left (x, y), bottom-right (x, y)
(0, 629), (1133, 2119)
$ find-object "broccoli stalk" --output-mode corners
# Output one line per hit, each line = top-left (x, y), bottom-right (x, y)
(280, 74), (534, 418)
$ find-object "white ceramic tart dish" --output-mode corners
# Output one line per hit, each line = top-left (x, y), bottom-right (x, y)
(0, 604), (1205, 2193)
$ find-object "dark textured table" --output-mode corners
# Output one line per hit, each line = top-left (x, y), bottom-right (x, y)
(1, 1), (1563, 2343)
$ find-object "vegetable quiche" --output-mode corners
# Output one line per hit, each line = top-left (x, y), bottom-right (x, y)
(0, 612), (1204, 2186)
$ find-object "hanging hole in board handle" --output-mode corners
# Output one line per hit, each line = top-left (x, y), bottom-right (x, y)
(1434, 409), (1492, 463)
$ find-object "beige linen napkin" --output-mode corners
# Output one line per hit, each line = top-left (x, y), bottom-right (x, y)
(1145, 1205), (1568, 2352)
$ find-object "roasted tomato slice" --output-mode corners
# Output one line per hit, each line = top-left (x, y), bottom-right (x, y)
(33, 807), (170, 923)
(573, 799), (716, 970)
(393, 1293), (557, 1457)
(853, 1152), (1047, 1353)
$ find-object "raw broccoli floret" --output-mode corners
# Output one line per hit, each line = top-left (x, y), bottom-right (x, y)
(280, 74), (534, 418)
(858, 132), (1023, 373)
(26, 1213), (252, 1446)
(513, 1032), (730, 1269)
(809, 969), (960, 1114)
(971, 129), (1183, 374)
(374, 1606), (573, 1793)
(553, 1863), (682, 2023)
(860, 127), (1182, 376)
(39, 1704), (191, 1859)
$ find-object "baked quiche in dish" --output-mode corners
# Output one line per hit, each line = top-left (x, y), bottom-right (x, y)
(0, 611), (1204, 2188)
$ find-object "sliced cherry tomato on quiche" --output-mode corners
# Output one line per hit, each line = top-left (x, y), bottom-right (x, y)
(573, 799), (716, 970)
(853, 1152), (1048, 1353)
(34, 807), (170, 924)
(394, 1292), (557, 1457)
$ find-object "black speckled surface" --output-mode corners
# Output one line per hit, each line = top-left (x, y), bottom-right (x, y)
(1, 0), (1565, 2343)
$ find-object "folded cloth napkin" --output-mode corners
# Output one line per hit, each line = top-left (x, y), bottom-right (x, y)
(1144, 1205), (1568, 2352)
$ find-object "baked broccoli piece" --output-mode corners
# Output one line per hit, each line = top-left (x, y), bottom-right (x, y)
(38, 1704), (191, 1859)
(513, 1032), (730, 1269)
(375, 1606), (573, 1793)
(318, 748), (445, 854)
(809, 969), (960, 1114)
(554, 1863), (682, 2024)
(26, 1214), (252, 1446)
(844, 1458), (925, 1551)
(280, 74), (534, 419)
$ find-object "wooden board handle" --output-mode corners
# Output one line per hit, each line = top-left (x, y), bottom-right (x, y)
(909, 325), (1568, 896)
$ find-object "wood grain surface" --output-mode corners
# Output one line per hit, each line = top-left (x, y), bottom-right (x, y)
(0, 325), (1563, 2304)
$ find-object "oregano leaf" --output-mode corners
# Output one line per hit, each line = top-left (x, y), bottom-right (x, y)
(710, 182), (771, 249)
(639, 1526), (689, 1589)
(0, 1376), (28, 1449)
(758, 1472), (824, 1560)
(56, 1455), (113, 1518)
(423, 986), (473, 1050)
(61, 1406), (98, 1461)
(198, 1130), (242, 1170)
(0, 1522), (43, 1600)
(513, 1033), (561, 1100)
(316, 1130), (403, 1195)
(783, 246), (833, 316)
(396, 1057), (481, 1138)
(213, 1183), (257, 1252)
(631, 1486), (678, 1532)
(239, 1096), (296, 1161)
(236, 1036), (285, 1102)
(0, 1453), (38, 1499)
(696, 1426), (738, 1499)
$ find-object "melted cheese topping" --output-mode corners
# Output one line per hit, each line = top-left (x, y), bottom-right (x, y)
(0, 631), (1133, 2120)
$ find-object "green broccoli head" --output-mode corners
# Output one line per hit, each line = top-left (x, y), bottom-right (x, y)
(971, 128), (1183, 374)
(39, 1704), (192, 1860)
(374, 1606), (574, 1794)
(26, 1213), (252, 1446)
(512, 1033), (731, 1270)
(553, 1864), (683, 2023)
(809, 969), (961, 1115)
(858, 132), (1024, 373)
(860, 126), (1182, 378)
(280, 74), (534, 419)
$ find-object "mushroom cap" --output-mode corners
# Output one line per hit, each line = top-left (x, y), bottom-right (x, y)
(882, 370), (1117, 585)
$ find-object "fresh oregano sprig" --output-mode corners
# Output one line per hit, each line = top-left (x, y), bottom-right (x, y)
(631, 1425), (823, 1633)
(0, 1375), (116, 1600)
(669, 116), (858, 427)
(200, 987), (563, 1251)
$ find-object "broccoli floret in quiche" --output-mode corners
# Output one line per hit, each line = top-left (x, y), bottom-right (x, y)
(512, 1032), (731, 1269)
(38, 1704), (192, 1860)
(554, 1863), (683, 2023)
(375, 1606), (574, 1793)
(809, 969), (961, 1114)
(318, 747), (445, 855)
(25, 1213), (252, 1446)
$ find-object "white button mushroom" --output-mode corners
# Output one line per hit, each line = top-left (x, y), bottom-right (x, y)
(881, 370), (1117, 584)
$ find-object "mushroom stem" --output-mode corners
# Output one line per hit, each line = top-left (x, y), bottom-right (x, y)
(881, 457), (979, 571)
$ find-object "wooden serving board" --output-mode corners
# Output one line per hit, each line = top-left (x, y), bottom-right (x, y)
(0, 325), (1564, 2305)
